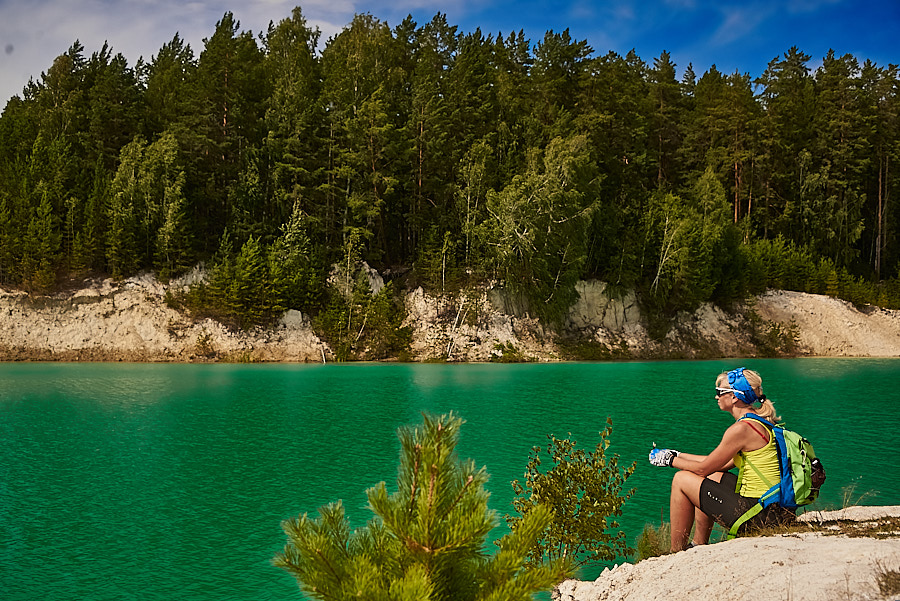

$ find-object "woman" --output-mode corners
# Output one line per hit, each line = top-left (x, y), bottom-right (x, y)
(648, 367), (794, 551)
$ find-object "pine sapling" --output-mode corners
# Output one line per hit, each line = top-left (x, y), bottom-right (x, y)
(276, 413), (570, 600)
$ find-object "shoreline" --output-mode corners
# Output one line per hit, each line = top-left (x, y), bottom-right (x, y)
(2, 355), (898, 364)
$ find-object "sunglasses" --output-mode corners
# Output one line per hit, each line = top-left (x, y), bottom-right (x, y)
(715, 387), (736, 397)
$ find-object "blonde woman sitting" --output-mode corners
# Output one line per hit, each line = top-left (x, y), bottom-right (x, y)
(649, 367), (795, 551)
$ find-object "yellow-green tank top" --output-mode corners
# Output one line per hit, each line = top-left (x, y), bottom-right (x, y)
(733, 422), (781, 498)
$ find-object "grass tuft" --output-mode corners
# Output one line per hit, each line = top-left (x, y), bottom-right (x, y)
(636, 521), (672, 561)
(840, 483), (877, 509)
(876, 560), (900, 596)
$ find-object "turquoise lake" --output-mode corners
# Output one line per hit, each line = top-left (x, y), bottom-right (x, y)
(2, 359), (898, 600)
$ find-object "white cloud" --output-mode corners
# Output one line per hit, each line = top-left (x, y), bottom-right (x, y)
(0, 0), (362, 106)
(709, 4), (774, 47)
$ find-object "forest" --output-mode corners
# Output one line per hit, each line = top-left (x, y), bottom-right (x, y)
(1, 6), (899, 339)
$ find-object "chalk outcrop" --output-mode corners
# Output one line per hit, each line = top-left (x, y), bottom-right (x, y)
(0, 272), (326, 362)
(2, 269), (900, 361)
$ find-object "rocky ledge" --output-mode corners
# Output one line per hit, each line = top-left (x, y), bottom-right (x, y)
(555, 506), (900, 601)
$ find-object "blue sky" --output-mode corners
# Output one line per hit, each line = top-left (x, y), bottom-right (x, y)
(0, 0), (898, 107)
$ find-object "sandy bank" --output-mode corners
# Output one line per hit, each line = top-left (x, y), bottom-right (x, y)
(756, 290), (900, 357)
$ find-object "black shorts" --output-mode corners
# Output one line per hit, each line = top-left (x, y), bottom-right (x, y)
(699, 471), (795, 533)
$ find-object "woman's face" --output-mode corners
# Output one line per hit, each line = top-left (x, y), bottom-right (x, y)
(715, 380), (734, 411)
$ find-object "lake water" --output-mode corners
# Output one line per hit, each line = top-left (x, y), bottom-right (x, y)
(2, 359), (898, 600)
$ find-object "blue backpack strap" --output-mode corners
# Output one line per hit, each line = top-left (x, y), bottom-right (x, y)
(740, 414), (786, 503)
(740, 413), (776, 429)
(770, 426), (794, 506)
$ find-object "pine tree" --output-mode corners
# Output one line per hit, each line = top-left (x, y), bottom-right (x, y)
(580, 50), (652, 288)
(194, 12), (269, 247)
(105, 185), (139, 279)
(24, 186), (62, 291)
(648, 51), (685, 188)
(812, 51), (868, 267)
(155, 174), (191, 279)
(320, 13), (406, 265)
(263, 7), (326, 236)
(83, 43), (142, 174)
(276, 413), (570, 600)
(230, 236), (272, 327)
(531, 28), (592, 135)
(403, 14), (458, 260)
(0, 193), (15, 284)
(268, 200), (324, 313)
(755, 47), (816, 240)
(859, 61), (900, 278)
(142, 33), (198, 138)
(71, 165), (108, 273)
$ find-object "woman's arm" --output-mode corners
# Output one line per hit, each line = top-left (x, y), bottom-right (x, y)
(670, 423), (751, 476)
(674, 451), (707, 462)
(674, 452), (737, 471)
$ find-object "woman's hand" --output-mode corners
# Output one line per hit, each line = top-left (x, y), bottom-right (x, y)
(649, 447), (679, 467)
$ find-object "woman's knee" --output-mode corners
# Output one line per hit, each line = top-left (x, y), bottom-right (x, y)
(672, 469), (701, 490)
(671, 470), (704, 504)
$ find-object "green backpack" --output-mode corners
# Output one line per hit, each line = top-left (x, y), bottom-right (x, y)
(727, 413), (826, 539)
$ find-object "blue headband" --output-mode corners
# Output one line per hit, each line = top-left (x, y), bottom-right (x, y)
(726, 367), (760, 405)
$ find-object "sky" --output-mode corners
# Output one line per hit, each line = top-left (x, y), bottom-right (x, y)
(0, 0), (898, 108)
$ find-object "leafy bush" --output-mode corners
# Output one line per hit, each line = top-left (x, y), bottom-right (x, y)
(555, 337), (629, 361)
(275, 413), (570, 600)
(507, 418), (635, 567)
(490, 342), (529, 363)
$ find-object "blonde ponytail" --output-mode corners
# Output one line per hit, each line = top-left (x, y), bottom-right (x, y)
(753, 398), (782, 424)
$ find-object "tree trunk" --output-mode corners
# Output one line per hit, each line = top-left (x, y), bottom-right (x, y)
(877, 150), (883, 279)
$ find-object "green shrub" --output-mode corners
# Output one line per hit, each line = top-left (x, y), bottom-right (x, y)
(507, 418), (635, 568)
(556, 337), (628, 361)
(313, 279), (411, 361)
(490, 342), (529, 363)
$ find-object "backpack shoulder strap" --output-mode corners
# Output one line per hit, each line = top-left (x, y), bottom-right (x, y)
(740, 413), (777, 429)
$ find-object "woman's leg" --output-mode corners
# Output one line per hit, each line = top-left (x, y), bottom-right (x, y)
(670, 471), (727, 551)
(692, 472), (725, 546)
(693, 506), (712, 545)
(669, 470), (704, 552)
